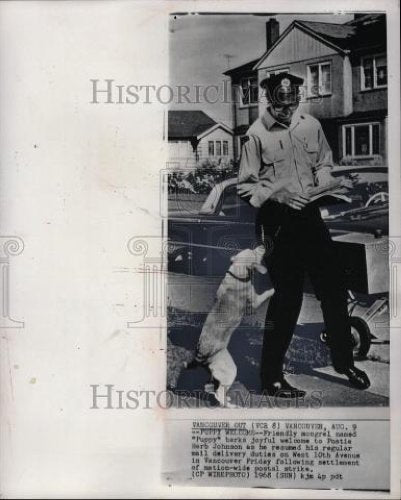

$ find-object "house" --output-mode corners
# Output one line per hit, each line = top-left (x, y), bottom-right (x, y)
(168, 110), (233, 168)
(225, 14), (387, 164)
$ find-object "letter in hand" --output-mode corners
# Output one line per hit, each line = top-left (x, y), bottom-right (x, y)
(317, 170), (358, 191)
(339, 174), (358, 190)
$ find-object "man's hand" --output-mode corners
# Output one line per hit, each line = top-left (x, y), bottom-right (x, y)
(270, 186), (310, 210)
(316, 169), (335, 187)
(339, 176), (357, 190)
(317, 169), (358, 190)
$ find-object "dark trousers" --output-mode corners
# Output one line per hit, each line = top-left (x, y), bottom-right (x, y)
(257, 201), (354, 385)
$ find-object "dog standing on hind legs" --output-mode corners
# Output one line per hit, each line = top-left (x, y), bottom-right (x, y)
(187, 246), (274, 407)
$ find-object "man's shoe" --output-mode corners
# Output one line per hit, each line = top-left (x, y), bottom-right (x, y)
(340, 366), (371, 390)
(262, 378), (306, 398)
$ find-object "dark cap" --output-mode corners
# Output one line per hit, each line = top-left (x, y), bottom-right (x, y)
(260, 73), (304, 105)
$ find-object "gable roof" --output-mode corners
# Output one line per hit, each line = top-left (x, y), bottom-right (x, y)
(297, 20), (356, 50)
(254, 14), (385, 70)
(168, 110), (217, 139)
(345, 13), (384, 26)
(196, 122), (233, 139)
(254, 20), (353, 70)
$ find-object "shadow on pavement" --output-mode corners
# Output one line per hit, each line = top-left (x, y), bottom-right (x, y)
(168, 307), (331, 394)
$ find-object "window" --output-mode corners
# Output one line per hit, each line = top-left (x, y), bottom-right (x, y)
(208, 140), (229, 157)
(240, 77), (258, 106)
(343, 123), (380, 157)
(307, 62), (331, 96)
(361, 54), (387, 90)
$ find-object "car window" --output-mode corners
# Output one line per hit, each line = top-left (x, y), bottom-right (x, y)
(322, 169), (388, 218)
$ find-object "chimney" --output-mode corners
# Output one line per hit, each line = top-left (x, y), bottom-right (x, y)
(266, 18), (279, 49)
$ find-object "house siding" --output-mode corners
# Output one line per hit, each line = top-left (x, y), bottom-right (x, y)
(197, 127), (234, 163)
(167, 140), (196, 168)
(232, 83), (259, 130)
(343, 56), (353, 115)
(351, 62), (388, 113)
(258, 53), (347, 120)
(226, 17), (387, 166)
(257, 26), (338, 68)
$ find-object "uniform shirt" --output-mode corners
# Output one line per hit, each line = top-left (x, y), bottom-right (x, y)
(237, 107), (333, 208)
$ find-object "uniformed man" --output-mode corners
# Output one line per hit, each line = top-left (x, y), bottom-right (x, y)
(237, 72), (370, 398)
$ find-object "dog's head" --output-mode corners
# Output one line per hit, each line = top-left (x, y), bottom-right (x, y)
(229, 245), (267, 278)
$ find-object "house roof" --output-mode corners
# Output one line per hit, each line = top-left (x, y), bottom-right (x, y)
(223, 58), (261, 78)
(296, 20), (356, 50)
(168, 110), (232, 140)
(253, 14), (386, 70)
(168, 110), (217, 139)
(300, 15), (386, 52)
(345, 14), (386, 52)
(345, 14), (384, 26)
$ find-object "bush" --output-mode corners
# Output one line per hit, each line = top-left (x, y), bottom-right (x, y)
(168, 159), (240, 194)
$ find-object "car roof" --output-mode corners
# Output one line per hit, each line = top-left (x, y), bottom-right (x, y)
(199, 177), (237, 214)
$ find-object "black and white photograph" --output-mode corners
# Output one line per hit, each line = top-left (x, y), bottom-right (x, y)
(0, 1), (399, 498)
(167, 12), (390, 409)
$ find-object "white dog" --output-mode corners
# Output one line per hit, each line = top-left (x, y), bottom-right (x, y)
(190, 246), (274, 407)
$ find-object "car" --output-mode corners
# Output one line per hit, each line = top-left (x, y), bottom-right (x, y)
(168, 166), (388, 277)
(168, 165), (389, 358)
